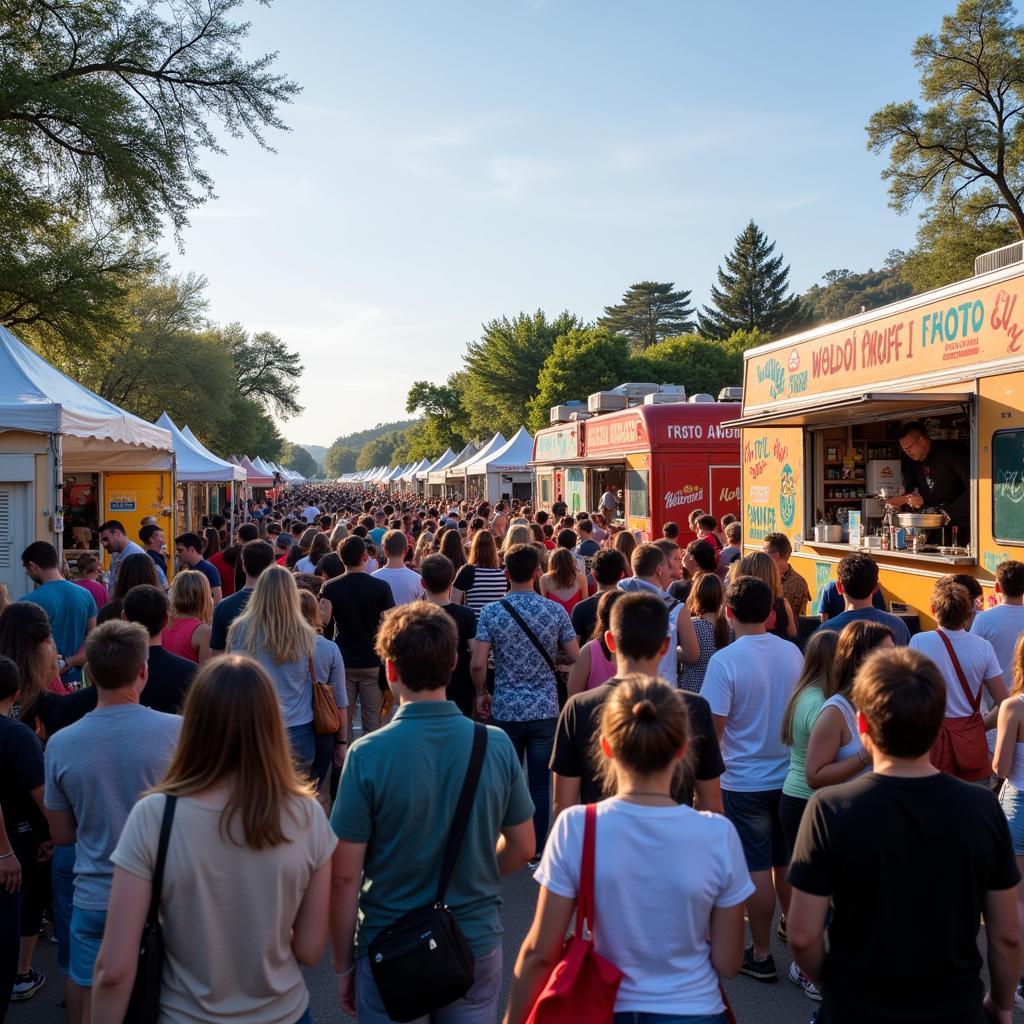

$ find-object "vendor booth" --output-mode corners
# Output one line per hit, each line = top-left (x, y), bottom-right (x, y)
(0, 325), (174, 597)
(428, 444), (475, 501)
(417, 449), (453, 499)
(446, 433), (505, 500)
(464, 427), (534, 504)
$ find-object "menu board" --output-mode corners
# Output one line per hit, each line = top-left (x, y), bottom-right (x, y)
(742, 427), (805, 543)
(994, 429), (1024, 543)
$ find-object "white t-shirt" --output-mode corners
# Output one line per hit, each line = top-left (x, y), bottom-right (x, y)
(294, 556), (316, 574)
(909, 629), (1002, 718)
(535, 799), (753, 1016)
(371, 565), (423, 606)
(301, 506), (320, 524)
(701, 632), (804, 791)
(970, 604), (1024, 677)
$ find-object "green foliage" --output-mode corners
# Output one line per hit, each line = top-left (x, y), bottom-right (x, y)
(598, 281), (696, 350)
(866, 0), (1024, 236)
(699, 221), (803, 339)
(638, 331), (755, 397)
(405, 373), (470, 457)
(299, 444), (328, 466)
(462, 310), (581, 436)
(329, 419), (418, 453)
(220, 323), (304, 420)
(528, 328), (633, 431)
(357, 431), (408, 472)
(800, 256), (914, 327)
(324, 445), (358, 478)
(281, 443), (318, 478)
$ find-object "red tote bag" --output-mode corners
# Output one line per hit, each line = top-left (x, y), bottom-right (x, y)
(526, 804), (623, 1024)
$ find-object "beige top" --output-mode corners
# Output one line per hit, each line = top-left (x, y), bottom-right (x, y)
(112, 791), (336, 1024)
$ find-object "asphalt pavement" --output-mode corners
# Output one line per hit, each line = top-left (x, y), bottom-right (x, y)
(14, 863), (1014, 1024)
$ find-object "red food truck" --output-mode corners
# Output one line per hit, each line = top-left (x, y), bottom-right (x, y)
(532, 401), (741, 543)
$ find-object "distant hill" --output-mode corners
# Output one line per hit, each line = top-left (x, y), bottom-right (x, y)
(298, 444), (328, 465)
(329, 419), (418, 452)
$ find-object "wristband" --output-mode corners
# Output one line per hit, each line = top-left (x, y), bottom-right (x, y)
(0, 850), (14, 860)
(334, 739), (347, 746)
(335, 964), (355, 977)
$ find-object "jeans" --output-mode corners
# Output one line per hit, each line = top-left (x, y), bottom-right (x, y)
(52, 842), (76, 975)
(614, 1014), (728, 1024)
(495, 717), (557, 855)
(69, 905), (107, 986)
(287, 722), (316, 777)
(0, 888), (20, 1021)
(292, 1008), (313, 1024)
(355, 945), (502, 1024)
(346, 665), (383, 739)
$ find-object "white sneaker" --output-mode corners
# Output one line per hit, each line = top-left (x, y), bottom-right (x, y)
(788, 961), (822, 1002)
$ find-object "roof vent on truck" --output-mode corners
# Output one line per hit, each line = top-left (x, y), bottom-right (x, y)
(549, 400), (587, 425)
(975, 240), (1024, 277)
(642, 385), (687, 406)
(717, 386), (743, 402)
(688, 393), (716, 403)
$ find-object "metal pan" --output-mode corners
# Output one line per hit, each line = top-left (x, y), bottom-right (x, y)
(897, 513), (948, 529)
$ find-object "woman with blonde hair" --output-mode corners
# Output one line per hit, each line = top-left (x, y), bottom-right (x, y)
(738, 551), (797, 641)
(92, 656), (336, 1024)
(502, 523), (533, 554)
(163, 569), (213, 664)
(539, 547), (587, 616)
(411, 530), (435, 568)
(227, 565), (347, 782)
(451, 529), (507, 618)
(298, 589), (323, 634)
(505, 676), (749, 1024)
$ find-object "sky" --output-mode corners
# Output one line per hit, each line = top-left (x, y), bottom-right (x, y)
(165, 0), (947, 448)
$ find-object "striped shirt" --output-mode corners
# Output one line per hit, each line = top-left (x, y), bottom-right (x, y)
(453, 565), (508, 619)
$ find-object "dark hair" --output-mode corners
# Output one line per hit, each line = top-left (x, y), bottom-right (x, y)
(696, 514), (717, 533)
(203, 527), (221, 558)
(241, 539), (276, 578)
(578, 519), (594, 536)
(316, 553), (344, 580)
(382, 529), (408, 559)
(0, 603), (51, 717)
(763, 532), (792, 560)
(592, 589), (624, 659)
(951, 573), (982, 607)
(726, 575), (772, 624)
(420, 553), (455, 594)
(686, 539), (718, 575)
(598, 675), (689, 780)
(853, 647), (946, 757)
(111, 553), (159, 600)
(556, 528), (577, 550)
(687, 572), (730, 649)
(85, 620), (149, 690)
(123, 584), (169, 638)
(610, 592), (668, 662)
(468, 530), (499, 569)
(592, 548), (627, 587)
(97, 598), (125, 625)
(504, 543), (540, 583)
(725, 522), (741, 544)
(0, 655), (19, 701)
(662, 521), (679, 539)
(898, 420), (928, 441)
(837, 552), (879, 601)
(632, 543), (665, 579)
(931, 577), (973, 630)
(175, 532), (204, 553)
(440, 529), (468, 570)
(997, 560), (1024, 599)
(237, 523), (260, 544)
(339, 536), (367, 567)
(834, 620), (894, 696)
(375, 603), (457, 692)
(98, 520), (126, 535)
(139, 523), (163, 546)
(21, 541), (59, 570)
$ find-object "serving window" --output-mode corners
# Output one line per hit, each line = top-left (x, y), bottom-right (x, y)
(993, 429), (1024, 545)
(626, 468), (650, 519)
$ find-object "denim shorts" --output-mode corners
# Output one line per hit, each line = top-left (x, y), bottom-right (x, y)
(722, 788), (789, 872)
(52, 842), (76, 975)
(1000, 780), (1024, 855)
(69, 905), (107, 986)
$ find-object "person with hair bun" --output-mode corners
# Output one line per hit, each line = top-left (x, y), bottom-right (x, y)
(506, 675), (751, 1024)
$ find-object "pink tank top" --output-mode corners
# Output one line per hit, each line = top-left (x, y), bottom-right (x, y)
(162, 617), (202, 663)
(583, 638), (616, 690)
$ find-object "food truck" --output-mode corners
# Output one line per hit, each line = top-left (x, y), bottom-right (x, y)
(738, 247), (1024, 624)
(532, 397), (741, 542)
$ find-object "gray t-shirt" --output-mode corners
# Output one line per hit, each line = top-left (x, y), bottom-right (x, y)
(44, 703), (182, 909)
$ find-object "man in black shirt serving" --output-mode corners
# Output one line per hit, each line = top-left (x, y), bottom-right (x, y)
(889, 420), (971, 543)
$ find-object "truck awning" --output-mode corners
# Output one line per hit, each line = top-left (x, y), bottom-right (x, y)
(733, 391), (973, 429)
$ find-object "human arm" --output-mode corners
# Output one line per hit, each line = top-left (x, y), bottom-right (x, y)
(502, 887), (577, 1024)
(786, 888), (831, 986)
(677, 606), (700, 665)
(784, 599), (798, 639)
(496, 820), (535, 876)
(329, 839), (367, 1017)
(552, 773), (581, 821)
(709, 902), (746, 978)
(577, 574), (588, 601)
(45, 806), (77, 846)
(805, 706), (868, 789)
(693, 776), (723, 815)
(194, 623), (212, 664)
(292, 856), (333, 966)
(983, 672), (1009, 731)
(0, 806), (20, 893)
(982, 886), (1022, 1022)
(557, 637), (579, 665)
(471, 639), (492, 719)
(210, 585), (222, 604)
(993, 698), (1022, 777)
(565, 643), (590, 697)
(66, 614), (97, 668)
(91, 866), (151, 1022)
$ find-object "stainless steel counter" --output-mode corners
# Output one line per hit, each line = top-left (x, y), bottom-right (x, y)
(794, 540), (976, 566)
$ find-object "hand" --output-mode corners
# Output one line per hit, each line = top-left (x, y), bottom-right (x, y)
(0, 852), (21, 893)
(908, 493), (924, 509)
(476, 692), (492, 721)
(338, 967), (357, 1016)
(983, 993), (1012, 1023)
(333, 744), (347, 772)
(36, 840), (54, 863)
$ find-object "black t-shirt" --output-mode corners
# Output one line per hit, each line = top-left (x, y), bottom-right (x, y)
(146, 549), (168, 576)
(550, 679), (724, 806)
(789, 772), (1020, 1024)
(0, 716), (46, 853)
(142, 646), (196, 714)
(668, 578), (692, 604)
(440, 602), (477, 716)
(321, 572), (396, 668)
(23, 686), (98, 739)
(903, 439), (970, 527)
(571, 593), (601, 642)
(210, 587), (253, 652)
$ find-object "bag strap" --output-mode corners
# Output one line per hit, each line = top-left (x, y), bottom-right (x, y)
(435, 723), (488, 905)
(575, 803), (597, 937)
(936, 629), (983, 714)
(147, 795), (177, 927)
(500, 599), (557, 675)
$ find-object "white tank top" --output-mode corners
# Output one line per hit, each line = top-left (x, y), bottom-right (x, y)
(1005, 696), (1024, 790)
(822, 693), (868, 776)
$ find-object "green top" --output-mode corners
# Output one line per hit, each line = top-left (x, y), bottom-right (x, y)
(331, 701), (534, 957)
(782, 684), (826, 799)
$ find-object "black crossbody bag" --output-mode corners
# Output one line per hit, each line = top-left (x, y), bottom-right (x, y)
(124, 794), (177, 1024)
(368, 723), (488, 1022)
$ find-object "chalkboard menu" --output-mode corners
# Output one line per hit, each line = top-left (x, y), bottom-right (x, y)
(994, 430), (1024, 544)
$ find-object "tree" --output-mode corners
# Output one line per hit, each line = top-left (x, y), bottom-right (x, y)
(210, 393), (284, 462)
(219, 324), (304, 420)
(528, 328), (633, 431)
(598, 281), (696, 350)
(698, 221), (803, 338)
(405, 374), (470, 456)
(281, 443), (318, 479)
(800, 259), (914, 327)
(638, 331), (758, 398)
(866, 0), (1024, 237)
(324, 444), (358, 478)
(462, 310), (581, 436)
(356, 431), (407, 472)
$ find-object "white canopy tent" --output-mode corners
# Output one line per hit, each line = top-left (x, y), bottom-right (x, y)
(428, 443), (475, 498)
(446, 433), (505, 494)
(403, 458), (431, 485)
(156, 414), (244, 483)
(464, 426), (534, 504)
(417, 448), (453, 496)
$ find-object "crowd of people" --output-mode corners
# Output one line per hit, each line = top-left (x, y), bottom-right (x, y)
(2, 483), (1024, 1023)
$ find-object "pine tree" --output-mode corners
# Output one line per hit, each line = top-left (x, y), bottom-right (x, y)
(698, 222), (803, 339)
(598, 281), (695, 350)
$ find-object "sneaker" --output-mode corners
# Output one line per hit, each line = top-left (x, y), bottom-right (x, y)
(788, 961), (822, 1001)
(1016, 981), (1024, 1009)
(11, 968), (45, 1002)
(740, 946), (777, 982)
(776, 913), (787, 943)
(527, 856), (541, 871)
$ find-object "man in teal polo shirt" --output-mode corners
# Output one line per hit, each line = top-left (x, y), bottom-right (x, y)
(329, 602), (535, 1023)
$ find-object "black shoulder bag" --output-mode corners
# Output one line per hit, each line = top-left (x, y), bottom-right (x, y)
(499, 598), (556, 675)
(368, 723), (488, 1022)
(124, 794), (177, 1024)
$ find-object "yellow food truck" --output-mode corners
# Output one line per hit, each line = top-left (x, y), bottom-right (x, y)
(738, 251), (1024, 627)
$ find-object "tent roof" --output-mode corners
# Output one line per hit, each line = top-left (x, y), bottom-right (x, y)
(251, 456), (276, 477)
(0, 324), (172, 458)
(468, 426), (534, 473)
(239, 456), (273, 486)
(453, 432), (507, 474)
(156, 413), (245, 482)
(404, 457), (431, 481)
(417, 448), (454, 479)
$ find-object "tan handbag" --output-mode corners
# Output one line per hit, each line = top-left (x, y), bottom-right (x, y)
(309, 657), (341, 735)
